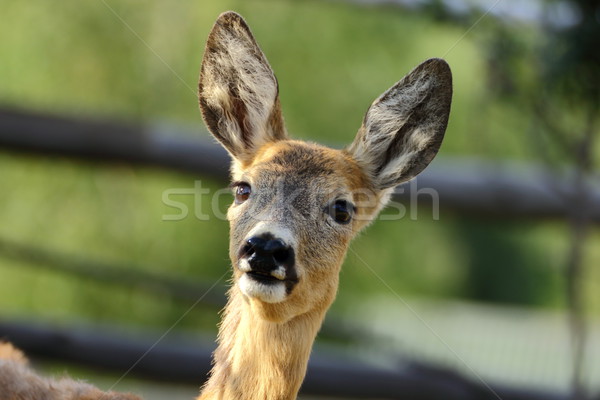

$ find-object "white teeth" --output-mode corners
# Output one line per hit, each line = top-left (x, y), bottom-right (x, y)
(271, 266), (286, 280)
(238, 259), (286, 280)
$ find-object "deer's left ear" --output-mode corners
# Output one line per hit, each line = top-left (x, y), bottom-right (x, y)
(348, 58), (452, 190)
(199, 12), (287, 163)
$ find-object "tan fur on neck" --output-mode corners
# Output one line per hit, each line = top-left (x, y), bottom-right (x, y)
(199, 288), (327, 400)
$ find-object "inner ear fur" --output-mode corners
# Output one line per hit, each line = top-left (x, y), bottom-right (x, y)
(198, 11), (287, 162)
(348, 58), (452, 190)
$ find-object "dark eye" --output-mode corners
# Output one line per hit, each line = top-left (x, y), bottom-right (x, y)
(234, 182), (251, 204)
(327, 200), (353, 224)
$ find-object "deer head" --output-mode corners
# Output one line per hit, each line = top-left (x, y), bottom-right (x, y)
(198, 12), (452, 324)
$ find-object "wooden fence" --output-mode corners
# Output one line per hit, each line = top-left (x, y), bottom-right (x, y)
(1, 108), (599, 222)
(0, 321), (566, 400)
(0, 107), (590, 399)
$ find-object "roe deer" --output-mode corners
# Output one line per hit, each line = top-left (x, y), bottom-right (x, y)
(197, 11), (452, 400)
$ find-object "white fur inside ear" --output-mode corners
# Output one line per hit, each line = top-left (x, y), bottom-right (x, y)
(239, 274), (287, 303)
(201, 21), (281, 157)
(377, 127), (434, 184)
(356, 78), (434, 177)
(348, 59), (452, 189)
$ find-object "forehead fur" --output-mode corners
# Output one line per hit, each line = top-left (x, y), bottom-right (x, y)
(234, 140), (371, 192)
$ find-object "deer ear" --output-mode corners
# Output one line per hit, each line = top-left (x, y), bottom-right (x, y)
(198, 12), (287, 163)
(348, 58), (452, 190)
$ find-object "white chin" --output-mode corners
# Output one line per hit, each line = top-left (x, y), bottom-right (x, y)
(238, 274), (287, 304)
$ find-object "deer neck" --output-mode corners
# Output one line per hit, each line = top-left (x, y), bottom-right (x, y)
(198, 287), (327, 400)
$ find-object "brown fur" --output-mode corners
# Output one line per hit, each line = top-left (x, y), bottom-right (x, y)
(0, 342), (140, 400)
(198, 11), (452, 400)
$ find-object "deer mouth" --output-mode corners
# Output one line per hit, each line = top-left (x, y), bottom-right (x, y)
(246, 270), (281, 283)
(245, 269), (299, 287)
(236, 255), (298, 285)
(237, 260), (299, 303)
(239, 272), (289, 304)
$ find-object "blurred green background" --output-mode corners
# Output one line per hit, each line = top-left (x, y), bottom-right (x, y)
(0, 0), (598, 397)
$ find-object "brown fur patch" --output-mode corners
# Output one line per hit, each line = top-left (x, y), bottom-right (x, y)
(0, 342), (28, 365)
(0, 342), (141, 400)
(248, 140), (384, 228)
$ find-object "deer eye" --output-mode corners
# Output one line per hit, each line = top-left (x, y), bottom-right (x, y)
(234, 182), (251, 204)
(326, 200), (354, 225)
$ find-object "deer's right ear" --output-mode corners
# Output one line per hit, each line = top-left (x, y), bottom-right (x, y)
(348, 58), (452, 190)
(198, 12), (287, 163)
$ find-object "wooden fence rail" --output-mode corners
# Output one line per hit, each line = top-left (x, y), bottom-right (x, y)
(0, 320), (568, 400)
(0, 237), (379, 344)
(1, 108), (599, 222)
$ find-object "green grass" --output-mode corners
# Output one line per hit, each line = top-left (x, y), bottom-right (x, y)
(0, 0), (598, 336)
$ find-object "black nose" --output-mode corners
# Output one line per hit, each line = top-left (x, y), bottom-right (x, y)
(240, 235), (294, 274)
